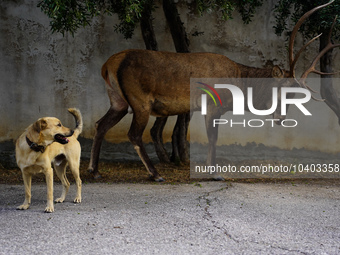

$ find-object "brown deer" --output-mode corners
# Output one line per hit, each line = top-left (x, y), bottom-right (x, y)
(149, 64), (290, 165)
(88, 1), (339, 181)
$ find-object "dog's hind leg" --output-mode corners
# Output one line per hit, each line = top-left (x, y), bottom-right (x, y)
(17, 171), (32, 210)
(53, 158), (70, 203)
(68, 157), (82, 203)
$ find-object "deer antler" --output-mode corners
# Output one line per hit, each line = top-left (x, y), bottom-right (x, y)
(288, 0), (335, 77)
(298, 28), (340, 101)
(287, 1), (340, 101)
(299, 17), (340, 101)
(300, 16), (340, 81)
(290, 33), (322, 78)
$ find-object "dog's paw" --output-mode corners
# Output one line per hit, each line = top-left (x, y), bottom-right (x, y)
(17, 204), (30, 210)
(44, 206), (54, 213)
(55, 197), (65, 203)
(73, 197), (81, 203)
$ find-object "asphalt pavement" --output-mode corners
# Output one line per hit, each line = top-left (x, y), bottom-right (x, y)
(0, 181), (339, 254)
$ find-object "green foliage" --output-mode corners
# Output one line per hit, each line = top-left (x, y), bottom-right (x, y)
(273, 0), (340, 39)
(195, 0), (263, 24)
(38, 0), (264, 38)
(38, 0), (154, 38)
(111, 0), (156, 39)
(37, 0), (101, 36)
(196, 0), (235, 21)
(234, 0), (263, 24)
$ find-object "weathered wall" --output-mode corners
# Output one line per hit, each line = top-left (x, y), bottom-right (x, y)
(0, 0), (339, 165)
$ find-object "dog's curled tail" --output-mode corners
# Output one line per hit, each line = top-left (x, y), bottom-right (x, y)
(68, 108), (83, 138)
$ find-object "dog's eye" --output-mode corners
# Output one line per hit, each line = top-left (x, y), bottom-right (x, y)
(57, 123), (62, 127)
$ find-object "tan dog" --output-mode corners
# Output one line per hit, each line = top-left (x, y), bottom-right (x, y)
(16, 108), (83, 213)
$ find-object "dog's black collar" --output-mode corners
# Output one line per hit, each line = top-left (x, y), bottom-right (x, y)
(26, 136), (45, 153)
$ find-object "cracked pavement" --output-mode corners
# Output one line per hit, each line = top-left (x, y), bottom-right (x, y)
(0, 181), (339, 254)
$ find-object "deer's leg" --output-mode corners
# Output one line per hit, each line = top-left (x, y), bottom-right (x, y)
(178, 113), (190, 163)
(205, 110), (224, 181)
(150, 117), (170, 163)
(128, 112), (164, 182)
(206, 116), (219, 166)
(171, 118), (180, 163)
(171, 113), (191, 164)
(89, 105), (128, 178)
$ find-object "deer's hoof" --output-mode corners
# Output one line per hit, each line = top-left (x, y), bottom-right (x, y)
(154, 177), (165, 182)
(93, 173), (102, 180)
(89, 169), (102, 180)
(213, 175), (225, 181)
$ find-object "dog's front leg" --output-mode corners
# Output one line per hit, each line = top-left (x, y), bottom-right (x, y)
(44, 167), (54, 213)
(17, 171), (32, 210)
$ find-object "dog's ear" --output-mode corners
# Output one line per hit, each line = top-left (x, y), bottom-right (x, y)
(33, 119), (47, 133)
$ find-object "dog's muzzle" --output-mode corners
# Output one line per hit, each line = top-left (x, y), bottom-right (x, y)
(54, 130), (74, 144)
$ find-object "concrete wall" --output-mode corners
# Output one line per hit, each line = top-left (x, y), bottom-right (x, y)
(1, 0), (340, 165)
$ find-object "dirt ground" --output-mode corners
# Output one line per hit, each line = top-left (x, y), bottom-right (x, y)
(1, 159), (338, 186)
(0, 160), (191, 185)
